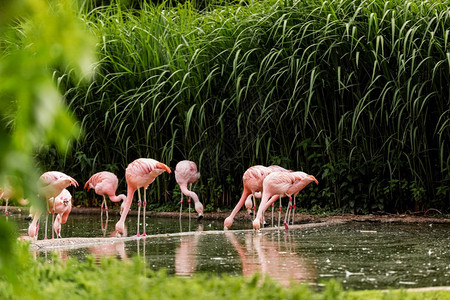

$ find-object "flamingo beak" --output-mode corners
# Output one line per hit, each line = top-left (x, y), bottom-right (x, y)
(309, 175), (319, 185)
(156, 162), (172, 174)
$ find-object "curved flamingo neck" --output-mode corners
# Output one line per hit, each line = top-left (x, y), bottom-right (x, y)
(115, 185), (136, 234)
(179, 184), (199, 204)
(109, 194), (127, 203)
(229, 187), (251, 219)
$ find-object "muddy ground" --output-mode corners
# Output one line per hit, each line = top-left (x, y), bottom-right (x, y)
(72, 206), (450, 224)
(4, 205), (450, 224)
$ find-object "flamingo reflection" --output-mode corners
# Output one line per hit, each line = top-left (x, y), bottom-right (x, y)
(89, 231), (128, 262)
(175, 224), (203, 276)
(225, 231), (316, 286)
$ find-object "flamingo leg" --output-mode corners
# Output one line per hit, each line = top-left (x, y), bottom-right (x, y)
(179, 191), (183, 220)
(188, 183), (192, 220)
(104, 195), (109, 219)
(188, 197), (191, 223)
(271, 203), (274, 227)
(252, 193), (256, 221)
(283, 196), (292, 230)
(51, 198), (55, 239)
(44, 197), (51, 240)
(136, 188), (141, 237)
(5, 199), (8, 217)
(142, 188), (147, 236)
(101, 204), (106, 237)
(278, 196), (282, 229)
(287, 200), (292, 225)
(291, 195), (296, 225)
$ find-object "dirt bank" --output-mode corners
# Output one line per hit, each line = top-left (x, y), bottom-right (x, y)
(5, 205), (449, 224)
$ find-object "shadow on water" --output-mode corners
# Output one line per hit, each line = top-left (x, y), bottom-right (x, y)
(9, 212), (450, 290)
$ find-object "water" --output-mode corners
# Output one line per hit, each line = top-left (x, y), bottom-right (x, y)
(9, 212), (450, 290)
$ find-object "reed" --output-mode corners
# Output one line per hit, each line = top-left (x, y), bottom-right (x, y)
(44, 0), (449, 212)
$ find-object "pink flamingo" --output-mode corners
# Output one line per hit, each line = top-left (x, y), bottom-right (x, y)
(253, 171), (318, 230)
(252, 171), (303, 230)
(224, 165), (272, 229)
(28, 171), (78, 240)
(84, 171), (127, 218)
(283, 171), (318, 226)
(28, 171), (78, 239)
(115, 158), (171, 237)
(175, 160), (203, 220)
(50, 189), (73, 238)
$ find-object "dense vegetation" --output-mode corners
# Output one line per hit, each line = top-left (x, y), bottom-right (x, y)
(41, 0), (449, 213)
(1, 238), (450, 300)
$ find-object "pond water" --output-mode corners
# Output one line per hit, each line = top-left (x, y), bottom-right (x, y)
(9, 212), (450, 290)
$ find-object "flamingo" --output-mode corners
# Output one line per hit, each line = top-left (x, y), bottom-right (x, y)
(115, 158), (171, 237)
(28, 171), (78, 240)
(253, 171), (318, 230)
(84, 171), (127, 218)
(175, 160), (203, 220)
(50, 189), (72, 238)
(224, 165), (272, 229)
(252, 171), (303, 230)
(283, 171), (318, 226)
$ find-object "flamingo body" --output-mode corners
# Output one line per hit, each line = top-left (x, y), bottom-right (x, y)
(29, 188), (73, 238)
(85, 171), (126, 209)
(175, 160), (203, 218)
(39, 171), (78, 199)
(28, 171), (78, 239)
(51, 189), (73, 238)
(224, 165), (272, 229)
(115, 158), (171, 235)
(253, 171), (318, 229)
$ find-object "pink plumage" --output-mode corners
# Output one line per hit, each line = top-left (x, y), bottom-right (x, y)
(115, 158), (171, 236)
(175, 160), (203, 219)
(224, 165), (272, 229)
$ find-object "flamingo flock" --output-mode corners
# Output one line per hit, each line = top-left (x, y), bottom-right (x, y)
(0, 158), (318, 240)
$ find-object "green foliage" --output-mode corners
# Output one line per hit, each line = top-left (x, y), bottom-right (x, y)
(0, 0), (96, 203)
(1, 244), (450, 300)
(0, 0), (96, 281)
(39, 0), (449, 213)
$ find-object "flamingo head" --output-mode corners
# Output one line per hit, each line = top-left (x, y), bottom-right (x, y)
(195, 201), (204, 217)
(252, 218), (261, 230)
(309, 175), (319, 185)
(115, 221), (125, 236)
(224, 216), (233, 230)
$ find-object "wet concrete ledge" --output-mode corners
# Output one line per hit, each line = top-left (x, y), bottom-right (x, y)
(27, 219), (347, 251)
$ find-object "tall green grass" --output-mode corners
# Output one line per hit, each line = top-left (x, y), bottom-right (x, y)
(44, 0), (449, 212)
